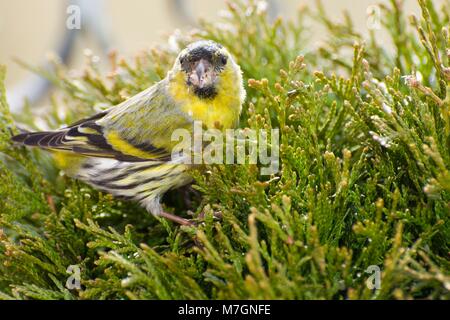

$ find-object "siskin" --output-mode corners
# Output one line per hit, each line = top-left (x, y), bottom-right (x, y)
(12, 40), (246, 225)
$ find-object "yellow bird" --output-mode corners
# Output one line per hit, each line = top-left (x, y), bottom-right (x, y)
(12, 40), (246, 225)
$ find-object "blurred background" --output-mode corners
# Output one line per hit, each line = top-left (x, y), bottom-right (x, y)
(0, 0), (438, 110)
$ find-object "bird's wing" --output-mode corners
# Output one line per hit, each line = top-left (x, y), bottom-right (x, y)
(12, 83), (193, 162)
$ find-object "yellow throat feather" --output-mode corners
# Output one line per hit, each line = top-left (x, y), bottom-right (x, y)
(168, 64), (244, 129)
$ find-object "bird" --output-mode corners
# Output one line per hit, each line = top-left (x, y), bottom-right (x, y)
(11, 40), (246, 225)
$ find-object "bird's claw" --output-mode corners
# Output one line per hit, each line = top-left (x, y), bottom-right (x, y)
(159, 210), (222, 227)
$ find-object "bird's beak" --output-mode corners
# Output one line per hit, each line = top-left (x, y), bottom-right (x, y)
(189, 59), (215, 89)
(195, 60), (207, 88)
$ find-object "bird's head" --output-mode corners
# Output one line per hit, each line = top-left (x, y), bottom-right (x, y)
(172, 40), (240, 99)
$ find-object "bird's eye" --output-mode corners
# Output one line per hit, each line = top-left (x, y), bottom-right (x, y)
(179, 57), (185, 65)
(221, 56), (228, 65)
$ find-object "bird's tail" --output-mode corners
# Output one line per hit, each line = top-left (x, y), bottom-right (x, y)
(11, 130), (62, 148)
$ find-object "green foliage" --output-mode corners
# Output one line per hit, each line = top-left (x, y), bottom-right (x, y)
(0, 0), (449, 299)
